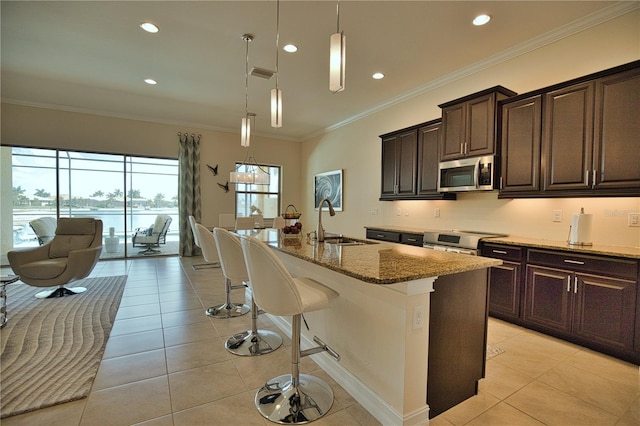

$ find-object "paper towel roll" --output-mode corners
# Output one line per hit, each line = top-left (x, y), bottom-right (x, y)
(569, 212), (593, 246)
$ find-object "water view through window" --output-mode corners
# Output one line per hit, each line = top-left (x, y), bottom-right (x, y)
(4, 147), (179, 260)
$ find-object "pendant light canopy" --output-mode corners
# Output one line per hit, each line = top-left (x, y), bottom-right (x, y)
(329, 0), (346, 93)
(271, 0), (283, 128)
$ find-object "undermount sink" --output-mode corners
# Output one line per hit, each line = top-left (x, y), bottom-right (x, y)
(323, 237), (378, 246)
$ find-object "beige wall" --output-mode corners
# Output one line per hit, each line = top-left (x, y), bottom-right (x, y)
(0, 104), (302, 229)
(302, 10), (640, 248)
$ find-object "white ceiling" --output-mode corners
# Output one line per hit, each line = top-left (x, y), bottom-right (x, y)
(1, 1), (635, 141)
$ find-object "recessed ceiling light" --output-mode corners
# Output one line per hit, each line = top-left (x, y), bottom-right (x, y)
(140, 22), (159, 33)
(283, 44), (298, 53)
(372, 72), (385, 80)
(144, 78), (157, 85)
(473, 14), (491, 26)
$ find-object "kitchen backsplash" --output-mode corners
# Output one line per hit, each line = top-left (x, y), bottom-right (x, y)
(378, 193), (640, 248)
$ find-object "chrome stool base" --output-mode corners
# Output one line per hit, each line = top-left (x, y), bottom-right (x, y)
(225, 329), (283, 356)
(205, 302), (250, 319)
(255, 373), (334, 424)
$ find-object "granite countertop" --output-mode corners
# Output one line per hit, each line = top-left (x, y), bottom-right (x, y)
(484, 236), (640, 260)
(237, 229), (501, 285)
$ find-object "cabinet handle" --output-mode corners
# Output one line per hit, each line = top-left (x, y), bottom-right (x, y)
(407, 238), (417, 242)
(492, 250), (508, 254)
(593, 170), (597, 187)
(500, 176), (504, 190)
(567, 276), (571, 292)
(585, 170), (590, 186)
(464, 142), (468, 154)
(460, 143), (464, 155)
(563, 259), (585, 265)
(376, 234), (385, 239)
(574, 276), (578, 294)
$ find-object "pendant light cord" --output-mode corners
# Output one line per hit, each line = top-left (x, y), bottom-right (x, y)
(275, 0), (280, 89)
(336, 0), (340, 33)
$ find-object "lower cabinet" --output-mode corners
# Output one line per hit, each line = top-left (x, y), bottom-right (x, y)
(481, 243), (639, 363)
(482, 244), (523, 320)
(525, 265), (636, 352)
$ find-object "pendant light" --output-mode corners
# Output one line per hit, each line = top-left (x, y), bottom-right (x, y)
(241, 34), (253, 146)
(231, 33), (270, 186)
(329, 0), (346, 93)
(271, 0), (283, 128)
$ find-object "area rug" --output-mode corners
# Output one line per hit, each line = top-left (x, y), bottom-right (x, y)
(486, 345), (505, 360)
(0, 275), (127, 418)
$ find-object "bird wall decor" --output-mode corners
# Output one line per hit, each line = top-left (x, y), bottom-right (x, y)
(217, 181), (229, 193)
(207, 164), (218, 176)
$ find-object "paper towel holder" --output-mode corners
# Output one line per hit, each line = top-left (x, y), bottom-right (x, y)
(567, 207), (593, 246)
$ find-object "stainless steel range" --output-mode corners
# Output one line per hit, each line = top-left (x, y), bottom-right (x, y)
(423, 230), (507, 255)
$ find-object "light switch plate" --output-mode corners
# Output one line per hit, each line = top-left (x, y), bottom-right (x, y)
(552, 210), (563, 222)
(629, 213), (640, 227)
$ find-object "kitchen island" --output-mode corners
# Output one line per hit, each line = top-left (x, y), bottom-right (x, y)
(239, 229), (501, 425)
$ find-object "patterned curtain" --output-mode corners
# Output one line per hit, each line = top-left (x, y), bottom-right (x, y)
(178, 132), (201, 256)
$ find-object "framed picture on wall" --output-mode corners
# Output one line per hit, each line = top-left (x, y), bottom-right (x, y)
(314, 169), (343, 211)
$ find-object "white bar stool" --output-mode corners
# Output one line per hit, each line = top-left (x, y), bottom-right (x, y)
(240, 234), (340, 424)
(213, 227), (282, 356)
(193, 223), (249, 318)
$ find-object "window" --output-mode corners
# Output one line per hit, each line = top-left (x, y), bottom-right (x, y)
(3, 147), (178, 260)
(234, 164), (281, 219)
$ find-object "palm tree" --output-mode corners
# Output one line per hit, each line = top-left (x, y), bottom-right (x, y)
(34, 189), (51, 197)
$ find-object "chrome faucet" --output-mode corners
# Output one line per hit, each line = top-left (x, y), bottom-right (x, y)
(316, 198), (336, 242)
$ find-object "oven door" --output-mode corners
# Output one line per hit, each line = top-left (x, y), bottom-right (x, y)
(423, 243), (478, 256)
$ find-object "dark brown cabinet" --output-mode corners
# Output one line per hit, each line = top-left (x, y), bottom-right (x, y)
(365, 228), (423, 246)
(543, 81), (595, 191)
(593, 67), (640, 190)
(380, 120), (454, 200)
(499, 95), (542, 194)
(416, 121), (441, 197)
(439, 86), (516, 161)
(481, 243), (523, 320)
(380, 128), (417, 199)
(499, 60), (640, 198)
(524, 249), (637, 354)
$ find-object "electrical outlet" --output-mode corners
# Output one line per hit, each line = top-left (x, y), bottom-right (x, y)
(629, 213), (640, 227)
(434, 208), (440, 218)
(370, 208), (378, 215)
(396, 208), (401, 216)
(552, 210), (563, 222)
(413, 305), (425, 330)
(404, 209), (409, 216)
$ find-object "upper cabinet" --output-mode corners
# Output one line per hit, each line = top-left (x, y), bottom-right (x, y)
(439, 86), (516, 161)
(593, 67), (640, 190)
(499, 60), (640, 198)
(380, 128), (418, 199)
(380, 120), (455, 200)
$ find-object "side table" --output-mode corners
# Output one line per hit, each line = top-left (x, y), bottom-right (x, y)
(1, 275), (20, 328)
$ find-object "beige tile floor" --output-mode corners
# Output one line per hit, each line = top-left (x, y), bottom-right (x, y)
(2, 256), (639, 426)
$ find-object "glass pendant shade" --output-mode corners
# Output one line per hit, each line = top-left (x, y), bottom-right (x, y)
(271, 88), (283, 128)
(241, 116), (251, 147)
(330, 31), (346, 93)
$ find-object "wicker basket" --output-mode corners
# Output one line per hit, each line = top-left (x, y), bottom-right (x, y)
(282, 204), (302, 220)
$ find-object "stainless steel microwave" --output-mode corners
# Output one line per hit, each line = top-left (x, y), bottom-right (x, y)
(437, 155), (495, 192)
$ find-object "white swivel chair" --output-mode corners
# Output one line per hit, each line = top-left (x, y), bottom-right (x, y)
(193, 223), (249, 318)
(240, 234), (340, 424)
(213, 227), (282, 356)
(272, 216), (285, 229)
(188, 215), (219, 269)
(234, 216), (255, 230)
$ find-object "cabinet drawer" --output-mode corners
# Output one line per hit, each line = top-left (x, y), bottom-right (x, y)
(366, 229), (401, 243)
(481, 243), (523, 262)
(527, 249), (638, 280)
(401, 233), (424, 246)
